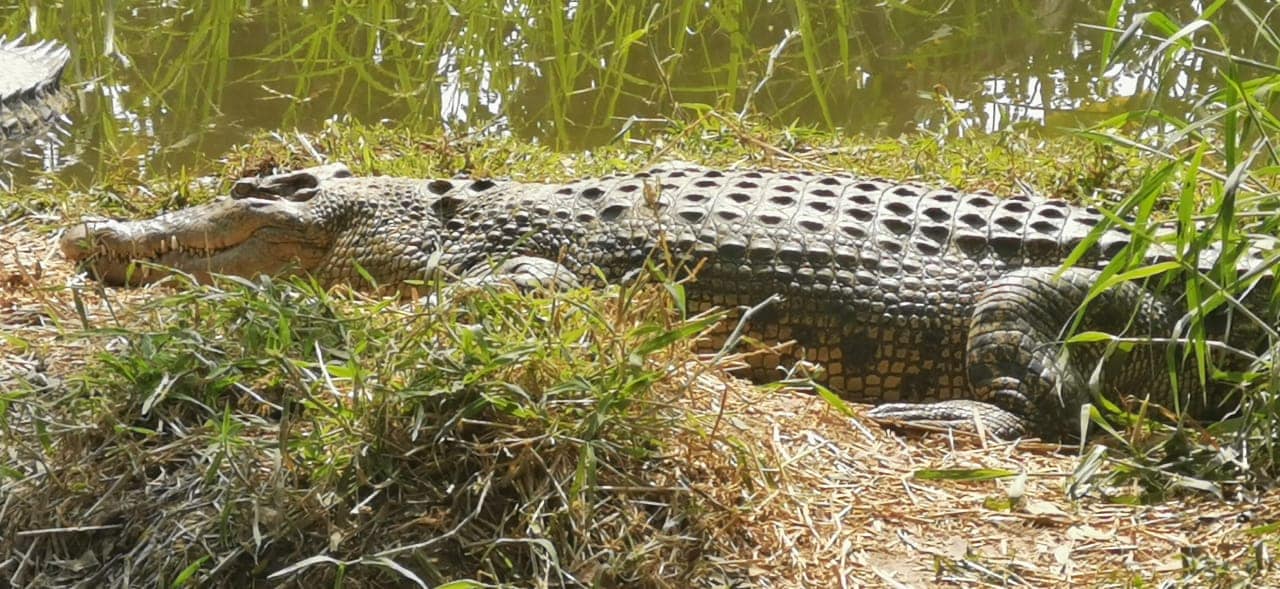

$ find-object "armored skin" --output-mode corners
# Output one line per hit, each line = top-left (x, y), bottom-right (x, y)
(61, 164), (1277, 439)
(0, 36), (71, 155)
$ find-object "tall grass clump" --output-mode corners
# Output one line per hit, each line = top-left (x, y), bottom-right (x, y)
(1058, 2), (1280, 496)
(1, 272), (753, 587)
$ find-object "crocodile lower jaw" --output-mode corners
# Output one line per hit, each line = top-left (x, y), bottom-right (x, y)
(59, 191), (338, 286)
(73, 242), (242, 285)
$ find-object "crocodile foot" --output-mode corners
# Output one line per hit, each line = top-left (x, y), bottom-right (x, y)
(459, 255), (582, 291)
(865, 400), (1027, 439)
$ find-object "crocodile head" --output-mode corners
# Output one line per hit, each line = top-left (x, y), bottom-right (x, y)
(61, 164), (465, 287)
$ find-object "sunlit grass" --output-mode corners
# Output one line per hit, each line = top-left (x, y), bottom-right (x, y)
(6, 270), (740, 586)
(1045, 0), (1280, 500)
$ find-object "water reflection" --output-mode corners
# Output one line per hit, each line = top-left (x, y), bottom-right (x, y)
(0, 0), (1275, 185)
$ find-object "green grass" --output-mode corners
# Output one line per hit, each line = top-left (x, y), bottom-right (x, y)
(3, 107), (1163, 226)
(1053, 0), (1280, 501)
(10, 270), (743, 586)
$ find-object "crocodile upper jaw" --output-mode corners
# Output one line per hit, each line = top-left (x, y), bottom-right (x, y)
(60, 196), (332, 286)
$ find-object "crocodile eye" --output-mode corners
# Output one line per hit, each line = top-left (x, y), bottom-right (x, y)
(231, 179), (260, 199)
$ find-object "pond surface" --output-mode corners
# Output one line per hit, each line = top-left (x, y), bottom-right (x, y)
(1, 0), (1276, 185)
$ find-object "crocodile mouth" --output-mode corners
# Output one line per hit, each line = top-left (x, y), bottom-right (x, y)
(60, 197), (331, 286)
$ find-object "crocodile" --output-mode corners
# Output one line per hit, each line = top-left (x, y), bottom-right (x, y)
(0, 36), (71, 156)
(60, 164), (1278, 439)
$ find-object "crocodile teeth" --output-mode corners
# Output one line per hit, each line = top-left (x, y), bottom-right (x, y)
(170, 236), (178, 252)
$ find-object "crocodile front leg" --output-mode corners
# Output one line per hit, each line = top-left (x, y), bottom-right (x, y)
(459, 256), (582, 291)
(413, 256), (583, 306)
(869, 267), (1181, 440)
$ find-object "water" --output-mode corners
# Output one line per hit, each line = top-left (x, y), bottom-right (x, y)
(1, 0), (1276, 186)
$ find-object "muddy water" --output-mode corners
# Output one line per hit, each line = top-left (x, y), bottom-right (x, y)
(0, 0), (1274, 184)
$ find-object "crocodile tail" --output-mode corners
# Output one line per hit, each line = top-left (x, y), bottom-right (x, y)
(0, 36), (72, 148)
